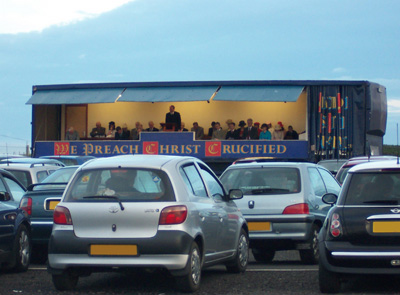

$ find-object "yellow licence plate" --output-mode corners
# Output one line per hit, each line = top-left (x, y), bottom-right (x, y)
(46, 200), (60, 210)
(373, 221), (400, 233)
(90, 245), (138, 256)
(248, 222), (271, 232)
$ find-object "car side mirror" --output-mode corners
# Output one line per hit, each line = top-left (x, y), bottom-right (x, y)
(229, 189), (243, 200)
(0, 191), (11, 201)
(322, 193), (338, 205)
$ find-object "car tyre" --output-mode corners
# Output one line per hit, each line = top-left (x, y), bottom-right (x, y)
(226, 229), (249, 273)
(52, 272), (79, 291)
(251, 248), (275, 263)
(319, 261), (341, 293)
(299, 224), (320, 264)
(175, 242), (201, 293)
(10, 224), (31, 272)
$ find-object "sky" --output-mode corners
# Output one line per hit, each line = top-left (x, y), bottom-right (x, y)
(1, 0), (399, 154)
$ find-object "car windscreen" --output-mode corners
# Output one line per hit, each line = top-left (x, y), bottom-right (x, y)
(33, 167), (78, 190)
(345, 172), (400, 205)
(220, 167), (300, 195)
(64, 168), (175, 202)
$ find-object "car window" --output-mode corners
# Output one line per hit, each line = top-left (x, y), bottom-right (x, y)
(220, 167), (300, 195)
(307, 167), (327, 196)
(345, 172), (400, 205)
(199, 165), (225, 198)
(42, 168), (77, 183)
(6, 170), (31, 187)
(0, 177), (7, 192)
(318, 168), (340, 195)
(37, 171), (49, 183)
(336, 167), (351, 184)
(180, 164), (208, 198)
(3, 176), (25, 202)
(64, 168), (175, 202)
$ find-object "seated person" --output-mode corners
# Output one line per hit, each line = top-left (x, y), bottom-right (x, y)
(121, 124), (130, 139)
(211, 122), (225, 140)
(236, 120), (247, 140)
(259, 123), (271, 140)
(225, 122), (238, 139)
(131, 122), (142, 140)
(191, 122), (204, 140)
(284, 125), (299, 140)
(178, 122), (188, 132)
(90, 121), (106, 137)
(146, 121), (159, 132)
(114, 126), (123, 140)
(65, 126), (80, 140)
(106, 121), (116, 138)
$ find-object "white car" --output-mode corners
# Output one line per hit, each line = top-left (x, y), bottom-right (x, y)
(48, 155), (248, 292)
(0, 158), (64, 187)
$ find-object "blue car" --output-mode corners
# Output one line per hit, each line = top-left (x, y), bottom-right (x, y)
(0, 168), (31, 272)
(39, 155), (95, 166)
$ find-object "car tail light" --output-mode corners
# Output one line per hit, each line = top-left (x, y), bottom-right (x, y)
(54, 206), (73, 225)
(159, 205), (187, 225)
(330, 213), (342, 237)
(19, 197), (32, 216)
(282, 203), (309, 214)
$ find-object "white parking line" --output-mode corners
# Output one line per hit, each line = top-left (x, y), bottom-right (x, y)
(247, 268), (317, 272)
(29, 267), (47, 270)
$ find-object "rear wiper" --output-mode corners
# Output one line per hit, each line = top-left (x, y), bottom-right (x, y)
(83, 196), (125, 211)
(363, 199), (399, 205)
(251, 188), (290, 194)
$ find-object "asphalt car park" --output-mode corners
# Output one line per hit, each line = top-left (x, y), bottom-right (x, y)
(3, 252), (400, 295)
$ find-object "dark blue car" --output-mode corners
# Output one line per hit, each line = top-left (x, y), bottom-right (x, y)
(0, 168), (31, 272)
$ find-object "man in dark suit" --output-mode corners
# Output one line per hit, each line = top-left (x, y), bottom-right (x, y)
(90, 121), (106, 137)
(146, 121), (159, 132)
(243, 118), (259, 139)
(165, 105), (181, 131)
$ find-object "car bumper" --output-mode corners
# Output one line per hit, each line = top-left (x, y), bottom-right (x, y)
(319, 240), (400, 274)
(48, 229), (193, 272)
(31, 220), (53, 245)
(245, 214), (315, 241)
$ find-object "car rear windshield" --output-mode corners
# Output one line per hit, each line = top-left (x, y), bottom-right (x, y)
(345, 172), (400, 205)
(63, 168), (175, 202)
(220, 167), (300, 195)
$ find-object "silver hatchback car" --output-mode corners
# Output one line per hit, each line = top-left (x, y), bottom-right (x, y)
(48, 155), (248, 292)
(220, 162), (340, 264)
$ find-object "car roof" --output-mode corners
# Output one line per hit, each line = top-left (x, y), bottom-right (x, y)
(80, 155), (196, 170)
(348, 159), (400, 173)
(0, 158), (65, 167)
(40, 155), (96, 159)
(340, 155), (398, 168)
(225, 161), (319, 170)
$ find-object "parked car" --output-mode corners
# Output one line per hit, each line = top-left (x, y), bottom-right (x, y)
(48, 155), (248, 292)
(19, 166), (79, 256)
(219, 162), (341, 264)
(335, 155), (397, 184)
(0, 158), (64, 187)
(0, 168), (31, 272)
(317, 159), (347, 176)
(39, 155), (95, 166)
(319, 160), (400, 293)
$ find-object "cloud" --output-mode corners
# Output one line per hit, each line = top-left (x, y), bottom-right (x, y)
(388, 99), (400, 113)
(332, 67), (346, 73)
(0, 0), (136, 34)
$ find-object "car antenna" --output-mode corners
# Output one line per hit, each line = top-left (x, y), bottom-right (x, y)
(6, 143), (10, 166)
(397, 123), (399, 165)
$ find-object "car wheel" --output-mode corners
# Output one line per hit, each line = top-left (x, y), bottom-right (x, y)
(226, 229), (249, 273)
(52, 272), (79, 291)
(319, 261), (341, 293)
(175, 242), (202, 293)
(251, 248), (275, 263)
(13, 224), (31, 272)
(299, 224), (320, 264)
